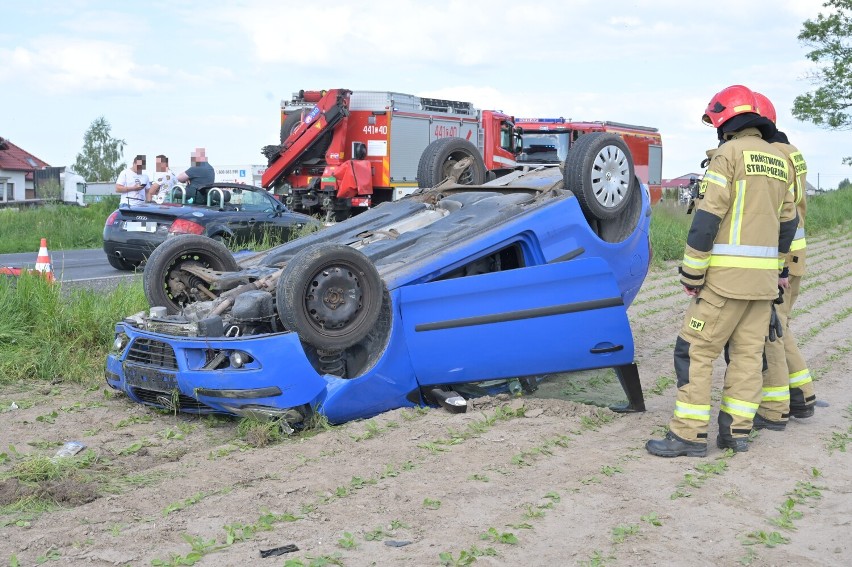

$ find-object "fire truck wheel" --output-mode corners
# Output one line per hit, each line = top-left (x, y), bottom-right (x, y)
(279, 112), (302, 143)
(280, 111), (332, 161)
(143, 235), (239, 314)
(278, 243), (384, 351)
(564, 132), (636, 220)
(417, 138), (487, 187)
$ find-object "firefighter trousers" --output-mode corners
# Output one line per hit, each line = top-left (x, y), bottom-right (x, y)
(670, 287), (771, 444)
(758, 275), (815, 421)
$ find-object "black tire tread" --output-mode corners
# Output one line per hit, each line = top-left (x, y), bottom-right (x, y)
(143, 235), (239, 313)
(564, 132), (635, 220)
(417, 138), (487, 188)
(278, 243), (383, 350)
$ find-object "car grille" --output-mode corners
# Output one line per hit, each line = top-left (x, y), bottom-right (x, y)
(126, 338), (179, 369)
(131, 388), (215, 412)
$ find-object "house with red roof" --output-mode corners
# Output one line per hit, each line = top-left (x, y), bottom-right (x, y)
(662, 173), (703, 190)
(0, 137), (50, 203)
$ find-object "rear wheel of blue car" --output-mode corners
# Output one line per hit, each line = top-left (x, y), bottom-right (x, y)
(278, 243), (384, 350)
(417, 138), (487, 188)
(565, 132), (636, 220)
(143, 235), (240, 314)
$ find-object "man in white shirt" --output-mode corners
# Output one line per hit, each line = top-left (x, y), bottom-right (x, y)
(115, 155), (150, 206)
(147, 154), (177, 203)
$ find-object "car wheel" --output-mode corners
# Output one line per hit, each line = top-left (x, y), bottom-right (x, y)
(143, 235), (239, 314)
(277, 243), (383, 350)
(106, 254), (138, 272)
(564, 132), (635, 220)
(417, 138), (487, 188)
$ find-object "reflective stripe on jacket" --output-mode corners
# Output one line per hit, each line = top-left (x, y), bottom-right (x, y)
(680, 128), (798, 300)
(773, 141), (807, 276)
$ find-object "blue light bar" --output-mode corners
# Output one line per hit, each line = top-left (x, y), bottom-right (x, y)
(515, 118), (567, 123)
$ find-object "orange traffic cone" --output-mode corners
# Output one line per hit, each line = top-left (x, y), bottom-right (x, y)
(34, 238), (54, 282)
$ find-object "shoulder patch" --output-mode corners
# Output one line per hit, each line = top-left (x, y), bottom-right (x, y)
(789, 152), (807, 175)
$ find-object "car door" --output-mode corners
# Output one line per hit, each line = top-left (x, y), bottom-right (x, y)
(398, 256), (635, 387)
(239, 190), (290, 243)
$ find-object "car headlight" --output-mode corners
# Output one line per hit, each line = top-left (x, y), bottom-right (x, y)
(111, 333), (130, 355)
(229, 350), (253, 368)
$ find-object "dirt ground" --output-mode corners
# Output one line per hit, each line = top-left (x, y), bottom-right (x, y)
(1, 228), (850, 567)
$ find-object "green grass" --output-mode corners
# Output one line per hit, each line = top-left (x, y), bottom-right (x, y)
(649, 202), (690, 264)
(0, 198), (120, 253)
(806, 185), (852, 235)
(0, 273), (147, 385)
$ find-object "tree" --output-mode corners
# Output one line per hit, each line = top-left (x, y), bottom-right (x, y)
(72, 116), (127, 181)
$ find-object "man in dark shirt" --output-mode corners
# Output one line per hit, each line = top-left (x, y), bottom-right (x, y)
(178, 147), (215, 204)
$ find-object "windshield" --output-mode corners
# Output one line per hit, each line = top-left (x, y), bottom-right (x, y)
(517, 132), (571, 164)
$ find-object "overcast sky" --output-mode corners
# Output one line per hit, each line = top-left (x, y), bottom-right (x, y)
(1, 0), (849, 188)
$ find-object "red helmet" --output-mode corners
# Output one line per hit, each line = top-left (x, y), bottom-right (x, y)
(753, 92), (777, 124)
(702, 85), (757, 128)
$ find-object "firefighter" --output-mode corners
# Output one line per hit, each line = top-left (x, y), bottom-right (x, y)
(646, 85), (798, 457)
(751, 92), (816, 431)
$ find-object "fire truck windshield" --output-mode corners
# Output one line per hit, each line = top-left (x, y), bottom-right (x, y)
(517, 133), (570, 164)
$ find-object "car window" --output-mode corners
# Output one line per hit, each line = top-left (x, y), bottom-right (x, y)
(232, 189), (275, 212)
(436, 242), (525, 281)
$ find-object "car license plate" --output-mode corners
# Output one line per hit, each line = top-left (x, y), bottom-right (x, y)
(124, 364), (178, 392)
(123, 221), (157, 232)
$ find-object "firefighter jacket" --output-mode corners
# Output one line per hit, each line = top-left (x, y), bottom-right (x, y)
(680, 127), (798, 300)
(772, 140), (808, 276)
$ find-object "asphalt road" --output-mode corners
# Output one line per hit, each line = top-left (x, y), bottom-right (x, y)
(0, 248), (138, 285)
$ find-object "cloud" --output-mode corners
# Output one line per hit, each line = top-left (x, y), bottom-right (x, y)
(0, 38), (158, 93)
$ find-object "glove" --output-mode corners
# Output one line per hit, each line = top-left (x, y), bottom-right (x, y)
(774, 285), (784, 305)
(768, 302), (784, 342)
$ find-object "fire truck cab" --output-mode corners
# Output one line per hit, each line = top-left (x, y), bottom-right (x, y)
(515, 119), (663, 204)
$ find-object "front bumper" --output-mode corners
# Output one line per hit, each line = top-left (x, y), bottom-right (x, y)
(105, 323), (331, 419)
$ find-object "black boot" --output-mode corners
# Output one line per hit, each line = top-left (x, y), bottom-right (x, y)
(646, 432), (707, 457)
(753, 413), (786, 431)
(790, 405), (814, 418)
(716, 435), (749, 452)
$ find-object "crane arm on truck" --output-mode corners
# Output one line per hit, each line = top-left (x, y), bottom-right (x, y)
(261, 89), (351, 190)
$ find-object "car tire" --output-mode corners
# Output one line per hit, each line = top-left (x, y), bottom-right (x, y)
(278, 243), (383, 350)
(417, 138), (487, 188)
(564, 132), (635, 220)
(106, 254), (138, 272)
(143, 235), (239, 314)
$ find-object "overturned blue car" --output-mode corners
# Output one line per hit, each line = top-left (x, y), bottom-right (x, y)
(105, 132), (652, 426)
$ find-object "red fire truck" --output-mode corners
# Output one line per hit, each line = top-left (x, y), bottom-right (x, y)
(514, 119), (663, 204)
(261, 89), (519, 220)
